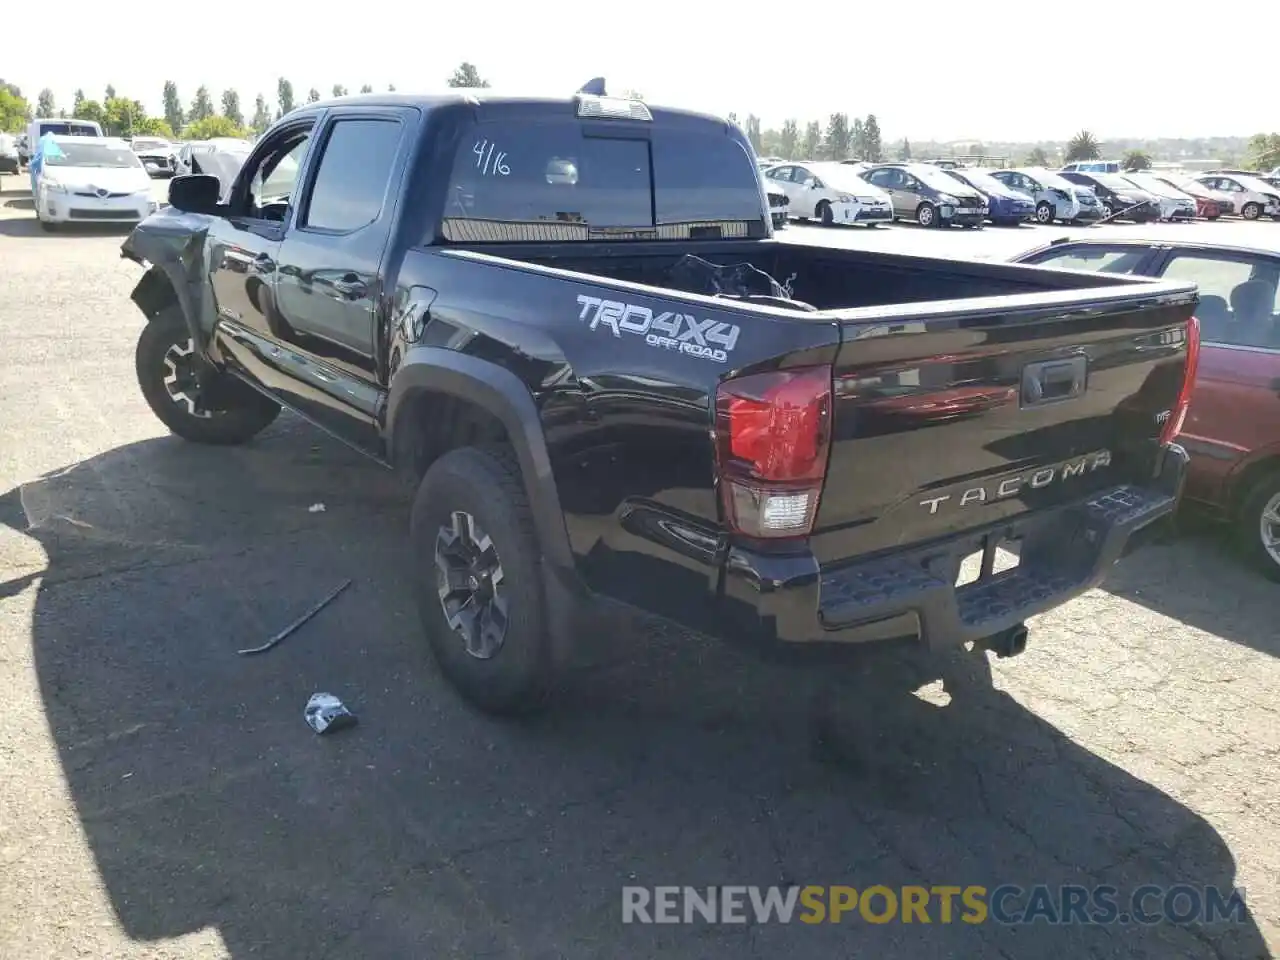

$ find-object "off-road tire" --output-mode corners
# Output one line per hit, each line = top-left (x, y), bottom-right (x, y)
(135, 306), (280, 445)
(410, 445), (554, 715)
(1236, 470), (1280, 582)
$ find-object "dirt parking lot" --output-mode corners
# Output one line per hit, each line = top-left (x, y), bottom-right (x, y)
(1, 175), (1277, 959)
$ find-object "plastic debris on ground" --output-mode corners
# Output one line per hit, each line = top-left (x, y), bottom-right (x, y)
(308, 503), (326, 513)
(305, 693), (358, 735)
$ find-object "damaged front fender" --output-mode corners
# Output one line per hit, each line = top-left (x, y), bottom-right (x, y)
(120, 208), (223, 350)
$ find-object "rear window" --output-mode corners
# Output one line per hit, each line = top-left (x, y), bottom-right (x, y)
(37, 122), (99, 137)
(440, 119), (766, 242)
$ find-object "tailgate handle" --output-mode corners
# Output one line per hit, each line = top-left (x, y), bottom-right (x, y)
(1021, 355), (1087, 407)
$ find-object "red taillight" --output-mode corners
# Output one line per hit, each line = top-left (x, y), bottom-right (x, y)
(1160, 314), (1200, 446)
(714, 365), (833, 538)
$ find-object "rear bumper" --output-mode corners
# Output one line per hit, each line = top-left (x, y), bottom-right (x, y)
(720, 443), (1187, 650)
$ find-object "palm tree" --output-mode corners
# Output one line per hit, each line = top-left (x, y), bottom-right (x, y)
(1065, 130), (1101, 163)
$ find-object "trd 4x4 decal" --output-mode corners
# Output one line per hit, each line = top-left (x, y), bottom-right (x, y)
(575, 295), (740, 363)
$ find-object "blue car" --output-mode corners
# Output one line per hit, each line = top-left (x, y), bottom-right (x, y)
(942, 167), (1036, 225)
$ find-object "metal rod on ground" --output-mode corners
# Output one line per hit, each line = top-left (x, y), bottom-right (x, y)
(1095, 201), (1147, 227)
(237, 579), (353, 656)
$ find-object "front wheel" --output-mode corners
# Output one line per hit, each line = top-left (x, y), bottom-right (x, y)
(1237, 471), (1280, 582)
(818, 200), (834, 226)
(1241, 202), (1262, 220)
(135, 307), (281, 444)
(916, 202), (936, 227)
(410, 446), (557, 715)
(1035, 201), (1054, 224)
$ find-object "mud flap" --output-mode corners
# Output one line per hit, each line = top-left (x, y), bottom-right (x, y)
(119, 210), (221, 350)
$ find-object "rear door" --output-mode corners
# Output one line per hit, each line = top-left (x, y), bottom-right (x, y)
(273, 108), (414, 453)
(1150, 247), (1280, 504)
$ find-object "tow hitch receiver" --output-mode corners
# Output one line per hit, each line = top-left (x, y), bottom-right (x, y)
(976, 622), (1029, 658)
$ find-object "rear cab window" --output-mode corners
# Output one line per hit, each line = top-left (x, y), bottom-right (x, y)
(438, 117), (766, 242)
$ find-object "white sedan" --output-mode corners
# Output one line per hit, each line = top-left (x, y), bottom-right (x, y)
(35, 136), (157, 230)
(762, 161), (894, 226)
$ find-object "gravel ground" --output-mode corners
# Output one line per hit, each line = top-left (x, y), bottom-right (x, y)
(0, 174), (1277, 959)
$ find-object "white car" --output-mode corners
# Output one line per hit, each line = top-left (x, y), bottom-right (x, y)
(1195, 172), (1280, 220)
(762, 161), (894, 226)
(130, 136), (179, 177)
(1120, 172), (1197, 221)
(34, 136), (157, 230)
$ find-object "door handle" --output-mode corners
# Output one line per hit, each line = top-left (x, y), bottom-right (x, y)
(320, 273), (367, 299)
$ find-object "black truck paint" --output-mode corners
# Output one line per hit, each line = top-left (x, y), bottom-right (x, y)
(121, 91), (1199, 713)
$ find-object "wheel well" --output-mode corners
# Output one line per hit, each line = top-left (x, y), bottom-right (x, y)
(1228, 455), (1280, 518)
(393, 389), (512, 482)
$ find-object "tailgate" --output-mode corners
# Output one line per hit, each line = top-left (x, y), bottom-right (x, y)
(811, 283), (1196, 564)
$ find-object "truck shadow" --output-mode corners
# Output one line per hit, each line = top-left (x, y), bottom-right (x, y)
(0, 426), (1267, 959)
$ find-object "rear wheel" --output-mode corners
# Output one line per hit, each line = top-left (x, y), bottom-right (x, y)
(1035, 201), (1054, 224)
(135, 306), (281, 444)
(410, 446), (556, 715)
(1241, 201), (1262, 220)
(916, 202), (936, 227)
(1236, 471), (1280, 582)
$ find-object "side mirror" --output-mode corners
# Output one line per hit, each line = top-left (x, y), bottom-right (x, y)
(805, 178), (818, 189)
(168, 174), (221, 214)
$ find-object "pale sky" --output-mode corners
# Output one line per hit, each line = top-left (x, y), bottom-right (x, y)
(6, 0), (1274, 142)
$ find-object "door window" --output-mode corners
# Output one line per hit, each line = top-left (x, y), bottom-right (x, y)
(1031, 247), (1149, 274)
(240, 126), (313, 221)
(301, 118), (403, 232)
(1162, 253), (1280, 349)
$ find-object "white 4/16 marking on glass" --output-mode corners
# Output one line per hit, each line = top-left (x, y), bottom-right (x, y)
(473, 139), (510, 176)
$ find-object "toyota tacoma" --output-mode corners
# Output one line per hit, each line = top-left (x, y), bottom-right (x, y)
(120, 87), (1200, 714)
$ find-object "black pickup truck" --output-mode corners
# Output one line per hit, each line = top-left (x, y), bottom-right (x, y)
(121, 89), (1200, 714)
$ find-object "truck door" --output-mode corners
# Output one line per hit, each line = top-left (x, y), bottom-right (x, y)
(206, 117), (315, 386)
(273, 109), (412, 453)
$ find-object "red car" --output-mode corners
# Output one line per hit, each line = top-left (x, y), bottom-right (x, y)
(1015, 237), (1280, 579)
(1151, 175), (1227, 219)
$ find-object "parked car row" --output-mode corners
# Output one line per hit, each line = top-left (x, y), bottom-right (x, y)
(760, 156), (1280, 230)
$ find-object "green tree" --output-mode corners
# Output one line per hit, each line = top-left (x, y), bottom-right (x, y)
(849, 117), (865, 158)
(1246, 133), (1280, 170)
(135, 117), (175, 138)
(307, 88), (321, 103)
(102, 97), (146, 136)
(184, 115), (246, 140)
(802, 120), (821, 159)
(163, 81), (184, 133)
(1065, 130), (1101, 163)
(332, 84), (348, 97)
(72, 99), (104, 125)
(447, 62), (489, 88)
(277, 78), (295, 117)
(104, 84), (116, 101)
(188, 86), (215, 123)
(898, 137), (912, 161)
(359, 84), (374, 94)
(1025, 146), (1050, 166)
(745, 114), (762, 153)
(1122, 149), (1152, 172)
(779, 119), (798, 159)
(250, 94), (272, 134)
(221, 89), (244, 127)
(72, 89), (86, 116)
(36, 88), (56, 117)
(0, 87), (31, 132)
(864, 114), (883, 162)
(824, 113), (850, 160)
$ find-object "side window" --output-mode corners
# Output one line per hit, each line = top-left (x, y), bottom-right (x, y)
(301, 118), (403, 232)
(240, 128), (312, 220)
(1031, 247), (1148, 274)
(765, 166), (789, 181)
(1162, 254), (1278, 349)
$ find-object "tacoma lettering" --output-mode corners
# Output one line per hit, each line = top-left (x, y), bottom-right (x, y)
(920, 450), (1113, 515)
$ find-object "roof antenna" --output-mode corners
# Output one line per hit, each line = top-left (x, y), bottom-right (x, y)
(578, 77), (607, 96)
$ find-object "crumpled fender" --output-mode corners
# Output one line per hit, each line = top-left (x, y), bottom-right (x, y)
(119, 208), (222, 347)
